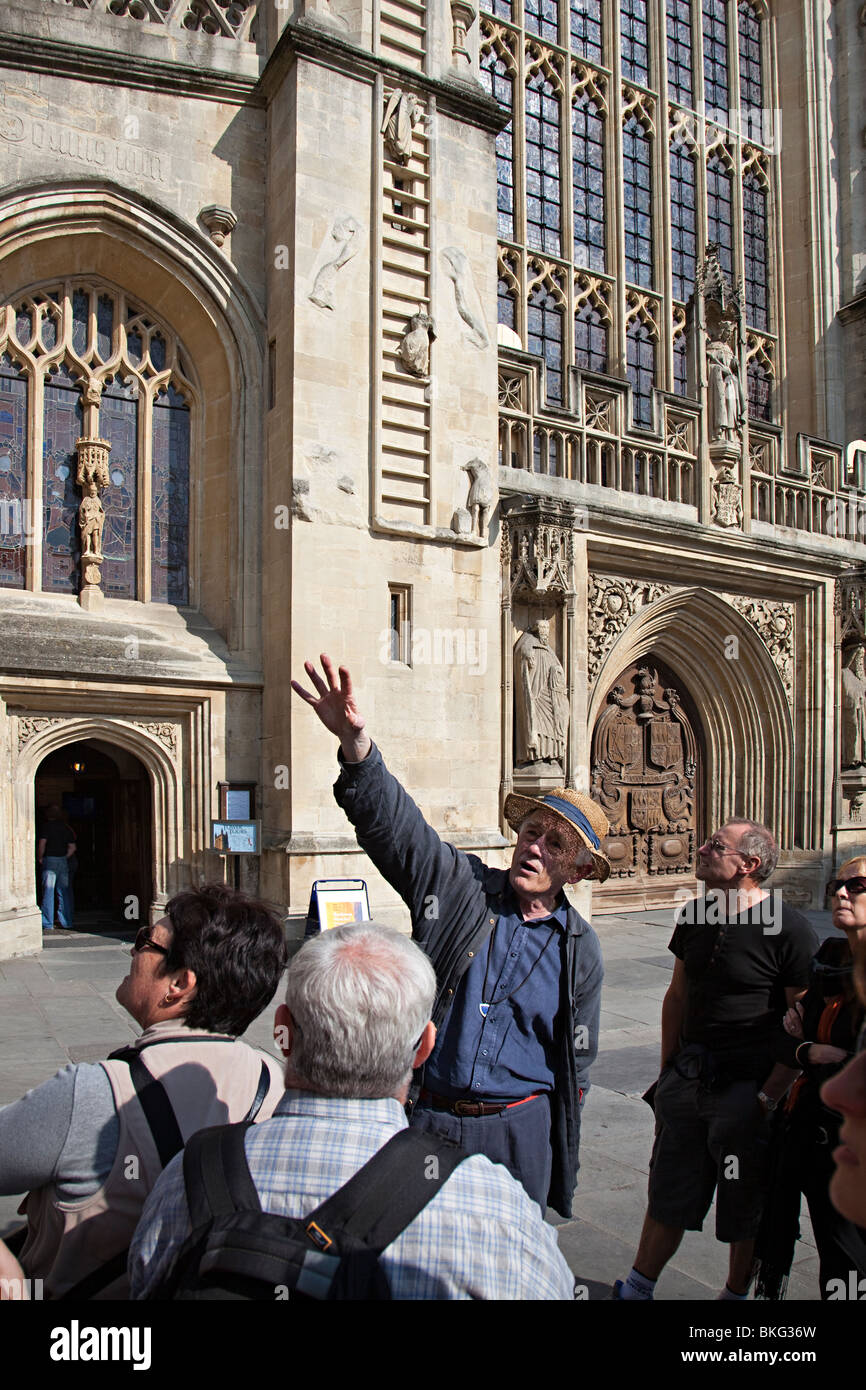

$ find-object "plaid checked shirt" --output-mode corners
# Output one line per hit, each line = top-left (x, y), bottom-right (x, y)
(129, 1091), (575, 1300)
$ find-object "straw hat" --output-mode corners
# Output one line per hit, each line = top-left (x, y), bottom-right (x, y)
(503, 788), (612, 883)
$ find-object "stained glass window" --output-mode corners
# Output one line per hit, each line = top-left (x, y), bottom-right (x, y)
(572, 93), (606, 272)
(481, 52), (515, 242)
(525, 0), (558, 44)
(71, 290), (89, 357)
(743, 174), (768, 329)
(747, 358), (772, 420)
(623, 117), (654, 288)
(151, 384), (190, 605)
(42, 366), (82, 594)
(526, 74), (562, 257)
(738, 0), (763, 144)
(670, 144), (697, 301)
(707, 155), (734, 279)
(570, 0), (603, 65)
(490, 0), (512, 15)
(575, 301), (607, 372)
(498, 277), (517, 330)
(702, 0), (729, 123)
(96, 295), (114, 362)
(666, 0), (693, 108)
(0, 355), (27, 589)
(627, 317), (655, 427)
(621, 0), (650, 86)
(528, 286), (564, 404)
(100, 379), (138, 600)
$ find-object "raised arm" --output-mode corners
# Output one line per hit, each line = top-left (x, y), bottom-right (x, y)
(292, 654), (483, 940)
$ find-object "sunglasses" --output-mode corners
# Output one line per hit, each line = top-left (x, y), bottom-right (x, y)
(826, 876), (866, 899)
(133, 927), (170, 956)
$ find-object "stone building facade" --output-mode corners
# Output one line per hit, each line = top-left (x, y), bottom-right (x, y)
(0, 0), (863, 958)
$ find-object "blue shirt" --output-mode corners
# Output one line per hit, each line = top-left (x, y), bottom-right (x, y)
(424, 895), (567, 1100)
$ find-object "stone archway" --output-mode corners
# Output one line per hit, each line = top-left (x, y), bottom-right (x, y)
(10, 714), (184, 950)
(34, 739), (153, 928)
(588, 586), (794, 908)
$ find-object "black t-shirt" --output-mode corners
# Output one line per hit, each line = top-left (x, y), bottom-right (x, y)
(670, 894), (815, 1067)
(38, 821), (75, 857)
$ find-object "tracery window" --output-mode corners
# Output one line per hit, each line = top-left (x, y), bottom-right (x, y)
(572, 92), (606, 271)
(570, 0), (603, 63)
(480, 0), (778, 437)
(706, 154), (734, 279)
(525, 72), (563, 256)
(742, 171), (769, 331)
(669, 143), (697, 303)
(528, 283), (565, 404)
(666, 0), (694, 108)
(620, 0), (650, 85)
(480, 49), (516, 241)
(0, 280), (194, 603)
(623, 116), (654, 289)
(702, 0), (729, 120)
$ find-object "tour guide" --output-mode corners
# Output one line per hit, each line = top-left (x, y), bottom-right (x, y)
(292, 654), (611, 1215)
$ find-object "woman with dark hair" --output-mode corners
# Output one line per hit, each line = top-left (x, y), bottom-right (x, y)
(0, 883), (288, 1299)
(755, 856), (866, 1298)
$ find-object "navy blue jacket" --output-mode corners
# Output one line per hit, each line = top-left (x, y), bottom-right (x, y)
(334, 744), (604, 1217)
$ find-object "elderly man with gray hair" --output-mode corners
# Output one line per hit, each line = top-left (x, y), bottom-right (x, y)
(129, 922), (576, 1300)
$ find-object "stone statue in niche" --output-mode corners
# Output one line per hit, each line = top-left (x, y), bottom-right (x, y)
(381, 90), (422, 165)
(441, 246), (489, 350)
(514, 619), (569, 767)
(842, 646), (866, 768)
(309, 216), (362, 311)
(706, 319), (745, 444)
(79, 485), (105, 560)
(462, 458), (493, 537)
(398, 312), (435, 376)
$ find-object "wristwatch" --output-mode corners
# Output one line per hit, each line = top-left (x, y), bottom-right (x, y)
(757, 1090), (778, 1111)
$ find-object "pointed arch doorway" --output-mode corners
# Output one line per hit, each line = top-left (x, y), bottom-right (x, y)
(34, 739), (152, 930)
(591, 657), (704, 909)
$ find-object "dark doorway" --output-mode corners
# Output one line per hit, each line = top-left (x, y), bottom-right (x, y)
(35, 739), (152, 930)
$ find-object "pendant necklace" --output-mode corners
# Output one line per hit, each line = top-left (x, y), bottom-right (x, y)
(479, 920), (558, 1018)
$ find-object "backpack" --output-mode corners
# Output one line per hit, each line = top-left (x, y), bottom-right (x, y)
(148, 1123), (468, 1300)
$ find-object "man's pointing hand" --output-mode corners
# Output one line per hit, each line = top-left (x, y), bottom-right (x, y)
(291, 654), (372, 763)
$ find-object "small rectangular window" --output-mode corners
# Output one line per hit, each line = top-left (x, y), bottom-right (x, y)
(388, 584), (412, 665)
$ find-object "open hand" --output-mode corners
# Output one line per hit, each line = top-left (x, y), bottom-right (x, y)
(291, 654), (371, 762)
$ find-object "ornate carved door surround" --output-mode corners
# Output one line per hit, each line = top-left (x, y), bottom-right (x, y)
(591, 659), (703, 896)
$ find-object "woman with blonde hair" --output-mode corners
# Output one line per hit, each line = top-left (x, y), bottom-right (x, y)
(755, 855), (866, 1298)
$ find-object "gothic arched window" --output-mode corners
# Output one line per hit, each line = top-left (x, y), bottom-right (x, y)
(0, 280), (195, 604)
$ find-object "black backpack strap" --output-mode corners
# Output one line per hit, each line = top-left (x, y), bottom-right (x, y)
(242, 1061), (271, 1124)
(183, 1124), (263, 1230)
(304, 1128), (467, 1255)
(58, 1248), (129, 1302)
(108, 1048), (184, 1168)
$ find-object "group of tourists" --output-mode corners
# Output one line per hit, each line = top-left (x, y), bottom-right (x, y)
(0, 652), (864, 1300)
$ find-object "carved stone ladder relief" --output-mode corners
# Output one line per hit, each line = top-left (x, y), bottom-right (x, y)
(591, 660), (701, 890)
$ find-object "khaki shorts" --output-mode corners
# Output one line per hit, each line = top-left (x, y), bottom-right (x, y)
(647, 1065), (772, 1242)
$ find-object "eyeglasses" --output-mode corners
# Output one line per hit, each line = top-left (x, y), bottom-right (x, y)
(701, 837), (742, 857)
(826, 876), (866, 899)
(133, 927), (170, 957)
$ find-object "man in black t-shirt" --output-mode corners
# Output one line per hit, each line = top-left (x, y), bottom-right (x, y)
(614, 820), (814, 1302)
(36, 805), (76, 931)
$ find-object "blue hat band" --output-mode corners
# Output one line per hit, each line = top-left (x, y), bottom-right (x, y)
(538, 795), (602, 850)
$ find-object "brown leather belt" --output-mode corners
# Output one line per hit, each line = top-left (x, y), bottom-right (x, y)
(420, 1089), (541, 1117)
